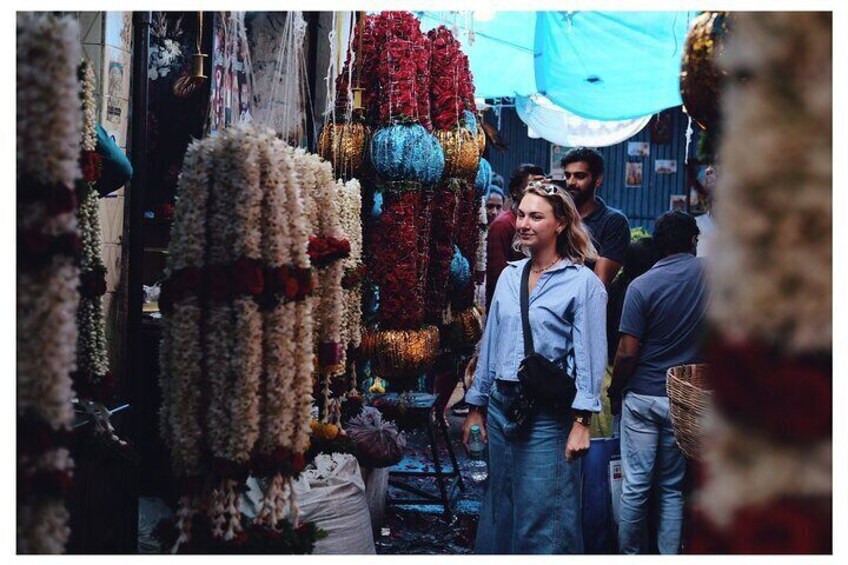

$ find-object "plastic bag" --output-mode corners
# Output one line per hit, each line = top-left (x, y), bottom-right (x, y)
(346, 406), (406, 468)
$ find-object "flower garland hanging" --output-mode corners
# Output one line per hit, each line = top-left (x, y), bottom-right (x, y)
(73, 60), (112, 406)
(339, 179), (364, 353)
(685, 12), (832, 554)
(16, 13), (82, 555)
(159, 126), (319, 552)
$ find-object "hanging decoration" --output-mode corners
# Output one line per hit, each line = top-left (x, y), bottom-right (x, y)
(686, 12), (831, 554)
(158, 126), (322, 553)
(361, 12), (444, 382)
(17, 13), (82, 555)
(680, 12), (731, 133)
(209, 12), (254, 135)
(73, 61), (112, 405)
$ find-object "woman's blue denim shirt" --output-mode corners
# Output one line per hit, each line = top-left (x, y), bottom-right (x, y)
(467, 257), (608, 412)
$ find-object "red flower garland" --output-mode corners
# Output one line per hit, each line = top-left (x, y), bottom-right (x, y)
(307, 236), (351, 267)
(706, 338), (831, 444)
(428, 26), (465, 130)
(17, 229), (82, 269)
(370, 189), (425, 329)
(17, 177), (78, 216)
(158, 261), (315, 315)
(686, 498), (832, 554)
(81, 150), (102, 183)
(79, 266), (108, 298)
(425, 180), (460, 322)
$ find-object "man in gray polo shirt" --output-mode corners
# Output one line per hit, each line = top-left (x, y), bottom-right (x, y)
(607, 211), (708, 554)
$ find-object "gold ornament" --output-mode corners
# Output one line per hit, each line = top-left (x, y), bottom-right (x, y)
(476, 126), (486, 157)
(680, 12), (731, 131)
(435, 128), (480, 178)
(317, 121), (370, 178)
(452, 306), (485, 347)
(364, 326), (440, 380)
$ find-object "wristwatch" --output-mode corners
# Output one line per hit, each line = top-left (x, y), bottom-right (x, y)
(572, 410), (592, 427)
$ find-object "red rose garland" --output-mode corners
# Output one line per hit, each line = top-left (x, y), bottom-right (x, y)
(424, 179), (461, 323)
(428, 26), (465, 130)
(371, 189), (425, 329)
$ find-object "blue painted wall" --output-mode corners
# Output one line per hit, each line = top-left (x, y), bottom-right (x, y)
(483, 105), (697, 232)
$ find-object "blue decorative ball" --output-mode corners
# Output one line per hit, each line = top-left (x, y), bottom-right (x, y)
(370, 124), (445, 185)
(449, 246), (471, 291)
(475, 158), (493, 199)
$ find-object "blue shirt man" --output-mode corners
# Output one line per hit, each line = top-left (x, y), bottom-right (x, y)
(608, 211), (707, 555)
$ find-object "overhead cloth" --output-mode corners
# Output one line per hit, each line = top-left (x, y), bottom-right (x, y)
(535, 11), (694, 120)
(516, 93), (652, 147)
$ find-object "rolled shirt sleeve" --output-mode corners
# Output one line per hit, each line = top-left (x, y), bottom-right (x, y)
(571, 276), (608, 412)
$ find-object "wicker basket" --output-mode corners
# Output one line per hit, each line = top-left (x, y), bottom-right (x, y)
(666, 364), (713, 461)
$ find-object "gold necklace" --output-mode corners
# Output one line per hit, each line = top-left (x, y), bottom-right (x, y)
(531, 256), (561, 274)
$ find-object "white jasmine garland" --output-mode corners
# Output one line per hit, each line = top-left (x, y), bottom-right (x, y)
(339, 179), (363, 350)
(694, 12), (833, 537)
(708, 12), (831, 353)
(226, 127), (263, 467)
(76, 60), (110, 399)
(16, 13), (81, 555)
(285, 146), (316, 455)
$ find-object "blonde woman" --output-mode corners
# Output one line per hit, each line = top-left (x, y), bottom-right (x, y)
(463, 181), (608, 554)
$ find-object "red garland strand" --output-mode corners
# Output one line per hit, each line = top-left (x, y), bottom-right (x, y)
(428, 26), (464, 130)
(371, 190), (425, 329)
(706, 338), (831, 444)
(158, 260), (316, 316)
(425, 182), (459, 322)
(685, 497), (832, 554)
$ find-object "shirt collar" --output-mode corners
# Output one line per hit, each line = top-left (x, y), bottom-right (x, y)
(507, 257), (580, 273)
(652, 252), (695, 269)
(584, 196), (608, 222)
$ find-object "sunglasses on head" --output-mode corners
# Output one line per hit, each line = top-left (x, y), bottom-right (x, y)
(526, 180), (562, 195)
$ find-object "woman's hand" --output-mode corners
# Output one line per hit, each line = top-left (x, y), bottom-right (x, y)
(462, 408), (487, 451)
(565, 421), (591, 462)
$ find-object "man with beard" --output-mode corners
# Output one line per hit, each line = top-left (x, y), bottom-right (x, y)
(560, 147), (630, 287)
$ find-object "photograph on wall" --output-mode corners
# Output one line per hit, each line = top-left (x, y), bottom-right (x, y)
(627, 141), (650, 157)
(655, 159), (677, 174)
(625, 162), (643, 187)
(669, 194), (688, 212)
(210, 13), (253, 135)
(550, 144), (575, 178)
(687, 162), (717, 215)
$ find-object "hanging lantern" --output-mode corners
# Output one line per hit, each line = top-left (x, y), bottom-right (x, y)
(370, 123), (445, 185)
(317, 121), (370, 178)
(680, 12), (731, 131)
(435, 127), (480, 179)
(365, 326), (441, 380)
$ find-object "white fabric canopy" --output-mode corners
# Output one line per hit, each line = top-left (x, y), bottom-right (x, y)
(516, 93), (652, 148)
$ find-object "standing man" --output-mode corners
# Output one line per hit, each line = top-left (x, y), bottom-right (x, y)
(607, 211), (708, 554)
(485, 163), (545, 310)
(561, 147), (630, 287)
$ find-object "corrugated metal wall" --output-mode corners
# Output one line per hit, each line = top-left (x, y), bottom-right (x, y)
(483, 105), (695, 232)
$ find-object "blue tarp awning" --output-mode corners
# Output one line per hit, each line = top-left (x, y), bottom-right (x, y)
(417, 11), (696, 120)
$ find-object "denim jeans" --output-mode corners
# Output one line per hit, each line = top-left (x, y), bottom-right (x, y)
(617, 392), (686, 554)
(475, 385), (583, 554)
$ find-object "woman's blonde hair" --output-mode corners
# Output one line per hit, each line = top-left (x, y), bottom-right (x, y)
(512, 183), (599, 264)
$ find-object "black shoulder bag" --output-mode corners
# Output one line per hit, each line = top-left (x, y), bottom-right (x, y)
(516, 260), (578, 414)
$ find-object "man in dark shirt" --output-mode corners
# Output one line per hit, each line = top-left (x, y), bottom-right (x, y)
(608, 211), (707, 554)
(560, 147), (630, 287)
(485, 163), (545, 310)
